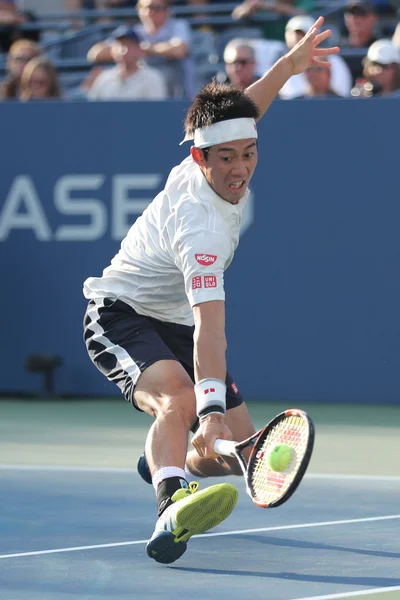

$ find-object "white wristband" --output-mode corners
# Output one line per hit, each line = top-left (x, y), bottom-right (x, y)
(194, 378), (226, 419)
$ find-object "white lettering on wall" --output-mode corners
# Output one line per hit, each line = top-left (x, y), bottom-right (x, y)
(0, 176), (52, 241)
(0, 174), (163, 241)
(0, 173), (254, 241)
(54, 175), (107, 241)
(112, 174), (162, 240)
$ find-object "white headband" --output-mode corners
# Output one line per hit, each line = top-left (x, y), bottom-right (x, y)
(179, 117), (257, 149)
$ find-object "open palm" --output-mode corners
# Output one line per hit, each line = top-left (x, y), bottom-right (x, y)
(287, 16), (340, 75)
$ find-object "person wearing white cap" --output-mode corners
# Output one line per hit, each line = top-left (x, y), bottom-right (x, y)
(280, 14), (352, 98)
(83, 17), (338, 566)
(361, 39), (400, 95)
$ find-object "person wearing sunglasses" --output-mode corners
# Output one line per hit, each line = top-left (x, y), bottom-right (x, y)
(353, 38), (400, 96)
(218, 39), (259, 91)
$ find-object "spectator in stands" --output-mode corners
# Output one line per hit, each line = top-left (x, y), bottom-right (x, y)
(88, 25), (167, 100)
(341, 0), (379, 82)
(1, 39), (42, 100)
(216, 39), (259, 90)
(20, 57), (62, 101)
(342, 0), (378, 48)
(88, 0), (193, 98)
(299, 57), (341, 97)
(232, 0), (315, 42)
(0, 1), (40, 53)
(352, 38), (400, 96)
(135, 0), (194, 97)
(280, 15), (352, 98)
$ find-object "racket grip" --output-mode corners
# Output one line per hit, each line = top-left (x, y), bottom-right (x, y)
(214, 439), (237, 457)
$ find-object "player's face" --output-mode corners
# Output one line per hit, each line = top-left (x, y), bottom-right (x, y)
(192, 138), (258, 205)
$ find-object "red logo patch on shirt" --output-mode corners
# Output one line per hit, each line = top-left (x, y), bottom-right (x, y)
(192, 276), (202, 290)
(195, 254), (217, 266)
(204, 275), (217, 288)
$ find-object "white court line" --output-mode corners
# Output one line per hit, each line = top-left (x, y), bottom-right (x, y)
(0, 464), (399, 482)
(0, 465), (135, 474)
(1, 514), (399, 560)
(291, 584), (400, 600)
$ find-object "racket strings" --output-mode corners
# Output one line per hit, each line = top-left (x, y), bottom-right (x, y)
(249, 415), (309, 504)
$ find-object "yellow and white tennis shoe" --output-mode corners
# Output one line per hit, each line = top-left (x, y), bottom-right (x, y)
(146, 481), (238, 564)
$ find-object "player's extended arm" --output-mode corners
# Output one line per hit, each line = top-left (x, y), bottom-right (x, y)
(193, 300), (226, 383)
(191, 300), (233, 458)
(245, 16), (339, 119)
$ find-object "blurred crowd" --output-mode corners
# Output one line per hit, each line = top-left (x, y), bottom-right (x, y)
(0, 0), (399, 101)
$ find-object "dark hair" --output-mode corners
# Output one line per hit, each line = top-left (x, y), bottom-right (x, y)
(184, 81), (260, 138)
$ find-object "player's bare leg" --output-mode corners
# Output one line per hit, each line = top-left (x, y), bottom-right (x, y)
(134, 360), (195, 475)
(185, 403), (256, 478)
(134, 360), (238, 564)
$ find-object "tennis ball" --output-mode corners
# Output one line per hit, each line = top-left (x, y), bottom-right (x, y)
(268, 444), (293, 472)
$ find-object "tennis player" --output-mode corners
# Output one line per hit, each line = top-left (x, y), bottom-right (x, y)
(83, 17), (338, 565)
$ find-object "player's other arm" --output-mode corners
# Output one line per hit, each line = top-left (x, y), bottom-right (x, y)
(245, 16), (339, 118)
(191, 300), (233, 459)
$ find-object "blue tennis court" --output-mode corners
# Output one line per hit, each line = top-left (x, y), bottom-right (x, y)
(1, 465), (399, 600)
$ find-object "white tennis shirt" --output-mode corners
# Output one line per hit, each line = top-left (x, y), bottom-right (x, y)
(83, 156), (249, 326)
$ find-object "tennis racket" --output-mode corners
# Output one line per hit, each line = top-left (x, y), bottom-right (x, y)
(214, 408), (314, 508)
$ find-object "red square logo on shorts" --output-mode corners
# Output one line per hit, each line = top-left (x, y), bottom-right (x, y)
(204, 275), (217, 288)
(192, 276), (202, 289)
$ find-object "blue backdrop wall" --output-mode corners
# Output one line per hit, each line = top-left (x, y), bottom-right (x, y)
(1, 99), (399, 403)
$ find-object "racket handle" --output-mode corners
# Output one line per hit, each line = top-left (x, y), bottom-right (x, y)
(214, 439), (237, 457)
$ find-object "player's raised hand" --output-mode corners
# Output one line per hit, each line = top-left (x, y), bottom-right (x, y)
(286, 16), (340, 75)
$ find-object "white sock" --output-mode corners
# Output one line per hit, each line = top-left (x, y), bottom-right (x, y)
(152, 466), (186, 491)
(184, 463), (199, 483)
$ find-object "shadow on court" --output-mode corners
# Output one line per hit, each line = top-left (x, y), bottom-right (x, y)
(241, 534), (400, 560)
(171, 566), (400, 588)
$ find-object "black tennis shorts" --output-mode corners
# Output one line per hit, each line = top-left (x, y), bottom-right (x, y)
(83, 298), (244, 415)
